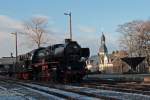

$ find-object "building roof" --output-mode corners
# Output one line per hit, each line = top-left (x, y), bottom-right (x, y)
(0, 57), (16, 65)
(114, 50), (128, 58)
(99, 33), (108, 53)
(101, 33), (105, 42)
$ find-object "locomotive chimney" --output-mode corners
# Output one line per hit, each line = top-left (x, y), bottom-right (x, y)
(65, 39), (71, 43)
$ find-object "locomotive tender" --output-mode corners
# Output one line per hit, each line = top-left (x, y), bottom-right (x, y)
(16, 39), (90, 82)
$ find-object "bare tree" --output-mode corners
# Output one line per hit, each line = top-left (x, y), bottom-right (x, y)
(23, 16), (49, 48)
(117, 20), (150, 67)
(136, 21), (150, 66)
(117, 20), (142, 56)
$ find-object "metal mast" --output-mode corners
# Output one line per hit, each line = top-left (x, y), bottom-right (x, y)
(11, 32), (18, 63)
(64, 12), (72, 40)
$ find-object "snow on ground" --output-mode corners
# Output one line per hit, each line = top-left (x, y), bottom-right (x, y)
(60, 85), (150, 100)
(24, 86), (66, 100)
(0, 86), (7, 90)
(22, 83), (101, 100)
(0, 81), (65, 100)
(0, 96), (31, 100)
(0, 89), (35, 100)
(23, 83), (150, 100)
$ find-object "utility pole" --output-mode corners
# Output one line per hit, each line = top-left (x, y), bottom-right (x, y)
(64, 12), (72, 40)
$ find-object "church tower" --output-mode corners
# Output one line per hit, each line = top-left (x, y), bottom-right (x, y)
(98, 33), (109, 73)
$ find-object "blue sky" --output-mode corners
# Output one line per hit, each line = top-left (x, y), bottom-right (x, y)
(0, 0), (150, 57)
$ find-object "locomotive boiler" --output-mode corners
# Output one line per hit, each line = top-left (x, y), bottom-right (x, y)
(16, 39), (90, 82)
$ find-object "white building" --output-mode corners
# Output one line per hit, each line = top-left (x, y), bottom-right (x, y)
(98, 33), (113, 73)
(86, 33), (113, 73)
(86, 55), (99, 72)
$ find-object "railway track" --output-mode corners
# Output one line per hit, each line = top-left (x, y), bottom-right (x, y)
(1, 76), (150, 100)
(0, 77), (106, 100)
(26, 82), (118, 100)
(0, 80), (65, 100)
(18, 81), (150, 100)
(18, 82), (103, 100)
(80, 81), (150, 95)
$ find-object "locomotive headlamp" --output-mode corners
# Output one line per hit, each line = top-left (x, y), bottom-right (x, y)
(68, 66), (71, 70)
(73, 45), (78, 49)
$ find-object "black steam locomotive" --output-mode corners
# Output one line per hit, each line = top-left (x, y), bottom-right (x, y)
(16, 39), (90, 82)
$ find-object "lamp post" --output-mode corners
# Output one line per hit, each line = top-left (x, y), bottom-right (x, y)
(129, 34), (133, 57)
(64, 12), (72, 40)
(11, 32), (18, 64)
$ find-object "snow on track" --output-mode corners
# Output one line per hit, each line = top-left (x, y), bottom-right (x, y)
(56, 84), (150, 100)
(0, 87), (35, 100)
(0, 86), (7, 90)
(21, 83), (101, 100)
(0, 81), (65, 100)
(24, 86), (66, 100)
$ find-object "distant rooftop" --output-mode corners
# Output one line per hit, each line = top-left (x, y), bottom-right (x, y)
(0, 57), (15, 65)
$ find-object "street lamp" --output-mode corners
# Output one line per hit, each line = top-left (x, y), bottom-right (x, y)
(64, 12), (72, 40)
(11, 32), (18, 64)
